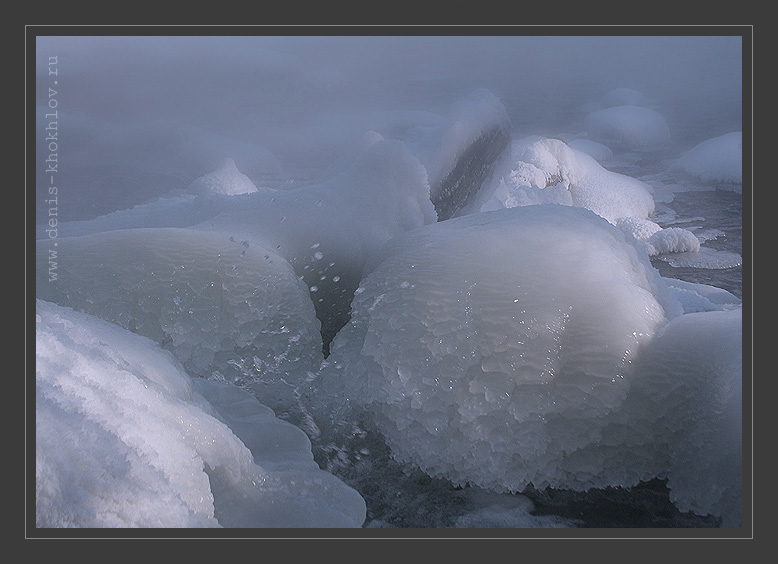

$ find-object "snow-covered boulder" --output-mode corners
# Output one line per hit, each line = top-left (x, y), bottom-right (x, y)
(36, 300), (366, 528)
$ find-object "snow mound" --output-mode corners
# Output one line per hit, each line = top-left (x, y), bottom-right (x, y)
(321, 205), (675, 493)
(482, 137), (656, 223)
(188, 158), (265, 195)
(629, 308), (743, 527)
(672, 132), (742, 184)
(585, 105), (670, 149)
(36, 228), (323, 412)
(644, 226), (701, 256)
(36, 300), (366, 528)
(601, 87), (648, 108)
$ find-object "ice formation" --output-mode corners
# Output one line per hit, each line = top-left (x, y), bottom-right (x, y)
(188, 158), (265, 195)
(36, 300), (366, 528)
(35, 228), (323, 412)
(320, 205), (677, 494)
(627, 308), (743, 527)
(481, 137), (655, 223)
(672, 132), (743, 184)
(39, 140), (437, 349)
(478, 137), (708, 258)
(584, 105), (670, 149)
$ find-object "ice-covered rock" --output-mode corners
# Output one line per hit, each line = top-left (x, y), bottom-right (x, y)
(319, 205), (679, 494)
(672, 132), (742, 184)
(35, 228), (323, 412)
(188, 157), (266, 195)
(584, 105), (670, 149)
(36, 300), (366, 528)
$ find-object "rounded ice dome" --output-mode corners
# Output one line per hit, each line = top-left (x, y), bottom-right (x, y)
(601, 87), (648, 108)
(585, 106), (670, 149)
(322, 205), (674, 493)
(672, 131), (742, 184)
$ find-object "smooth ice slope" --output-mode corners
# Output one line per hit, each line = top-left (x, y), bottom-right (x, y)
(321, 205), (676, 493)
(672, 132), (742, 184)
(36, 300), (366, 528)
(629, 308), (743, 527)
(584, 106), (670, 149)
(188, 158), (265, 195)
(36, 228), (323, 412)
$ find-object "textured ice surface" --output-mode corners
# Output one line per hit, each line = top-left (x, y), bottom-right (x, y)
(35, 228), (323, 412)
(36, 300), (366, 528)
(672, 132), (742, 184)
(188, 157), (265, 195)
(628, 308), (743, 527)
(584, 105), (670, 149)
(320, 205), (676, 493)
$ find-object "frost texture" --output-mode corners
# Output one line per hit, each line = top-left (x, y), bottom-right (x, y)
(36, 228), (323, 411)
(321, 205), (673, 493)
(188, 157), (265, 195)
(36, 300), (366, 528)
(672, 132), (742, 184)
(585, 105), (670, 149)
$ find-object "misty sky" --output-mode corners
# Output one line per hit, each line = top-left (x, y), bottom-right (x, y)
(35, 34), (743, 220)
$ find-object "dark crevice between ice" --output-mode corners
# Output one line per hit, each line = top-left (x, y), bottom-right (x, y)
(317, 126), (510, 357)
(430, 127), (511, 222)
